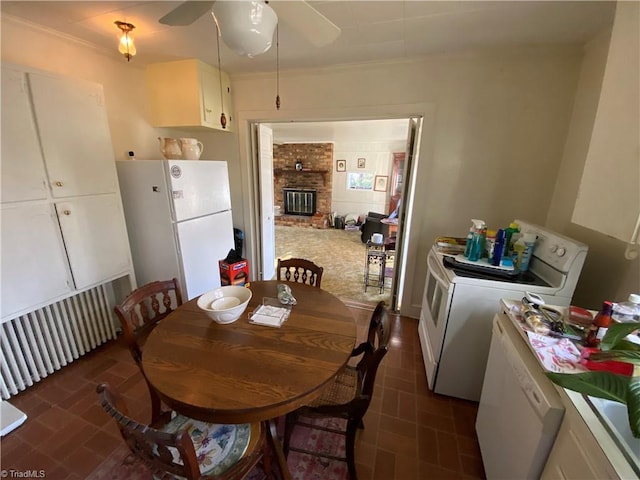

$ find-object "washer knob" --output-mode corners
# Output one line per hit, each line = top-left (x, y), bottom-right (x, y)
(556, 247), (566, 257)
(549, 245), (558, 253)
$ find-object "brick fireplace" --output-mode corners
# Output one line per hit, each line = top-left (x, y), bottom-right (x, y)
(273, 143), (333, 228)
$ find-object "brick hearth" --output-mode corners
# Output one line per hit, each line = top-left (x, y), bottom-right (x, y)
(273, 143), (333, 228)
(275, 212), (330, 228)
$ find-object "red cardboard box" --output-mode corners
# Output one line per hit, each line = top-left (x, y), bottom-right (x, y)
(219, 259), (249, 286)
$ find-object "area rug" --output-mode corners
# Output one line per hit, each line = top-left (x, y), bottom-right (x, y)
(87, 416), (349, 480)
(275, 225), (392, 305)
(284, 416), (349, 480)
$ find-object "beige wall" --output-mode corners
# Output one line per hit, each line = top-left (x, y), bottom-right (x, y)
(232, 48), (583, 315)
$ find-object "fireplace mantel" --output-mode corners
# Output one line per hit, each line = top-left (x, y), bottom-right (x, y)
(274, 168), (328, 186)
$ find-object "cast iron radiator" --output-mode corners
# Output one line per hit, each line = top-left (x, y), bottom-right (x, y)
(0, 284), (117, 399)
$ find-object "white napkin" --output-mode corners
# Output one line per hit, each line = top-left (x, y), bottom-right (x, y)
(250, 305), (290, 327)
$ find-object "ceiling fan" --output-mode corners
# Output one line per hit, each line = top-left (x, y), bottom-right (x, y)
(159, 0), (341, 57)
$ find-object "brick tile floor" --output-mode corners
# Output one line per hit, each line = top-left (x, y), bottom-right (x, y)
(0, 304), (485, 479)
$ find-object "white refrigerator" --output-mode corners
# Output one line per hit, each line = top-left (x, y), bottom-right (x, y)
(116, 160), (235, 300)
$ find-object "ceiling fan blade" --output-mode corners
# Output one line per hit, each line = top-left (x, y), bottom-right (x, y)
(159, 1), (215, 26)
(272, 0), (341, 47)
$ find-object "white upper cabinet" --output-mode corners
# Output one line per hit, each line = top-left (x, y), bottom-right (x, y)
(572, 2), (640, 244)
(28, 72), (118, 197)
(146, 59), (234, 132)
(1, 67), (48, 203)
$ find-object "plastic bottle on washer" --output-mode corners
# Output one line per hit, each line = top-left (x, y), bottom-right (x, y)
(485, 230), (497, 262)
(513, 233), (537, 272)
(491, 229), (507, 266)
(612, 294), (640, 323)
(503, 222), (520, 257)
(585, 301), (613, 347)
(467, 219), (486, 262)
(464, 223), (474, 258)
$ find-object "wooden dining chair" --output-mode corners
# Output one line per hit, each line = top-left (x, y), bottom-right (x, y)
(114, 278), (183, 423)
(282, 301), (390, 480)
(276, 258), (324, 288)
(97, 383), (275, 480)
(114, 278), (183, 364)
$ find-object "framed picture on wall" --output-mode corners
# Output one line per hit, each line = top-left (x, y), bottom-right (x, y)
(374, 175), (389, 192)
(336, 159), (346, 172)
(357, 158), (366, 168)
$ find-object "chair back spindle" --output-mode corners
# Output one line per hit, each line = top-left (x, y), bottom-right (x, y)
(276, 258), (324, 288)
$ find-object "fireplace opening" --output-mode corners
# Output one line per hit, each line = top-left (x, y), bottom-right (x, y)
(284, 188), (316, 216)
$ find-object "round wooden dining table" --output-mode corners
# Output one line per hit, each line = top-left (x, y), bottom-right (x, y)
(142, 280), (358, 425)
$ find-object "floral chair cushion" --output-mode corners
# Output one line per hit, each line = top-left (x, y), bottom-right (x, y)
(160, 415), (251, 477)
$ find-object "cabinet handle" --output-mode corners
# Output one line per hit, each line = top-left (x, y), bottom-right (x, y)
(63, 210), (71, 216)
(55, 181), (63, 187)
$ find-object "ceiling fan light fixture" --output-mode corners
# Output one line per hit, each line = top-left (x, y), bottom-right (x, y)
(211, 1), (277, 57)
(115, 21), (136, 61)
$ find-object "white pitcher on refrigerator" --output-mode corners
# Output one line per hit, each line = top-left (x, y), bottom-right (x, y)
(180, 138), (204, 160)
(158, 137), (182, 159)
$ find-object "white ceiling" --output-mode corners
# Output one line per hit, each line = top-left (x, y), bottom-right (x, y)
(1, 1), (616, 143)
(1, 1), (616, 75)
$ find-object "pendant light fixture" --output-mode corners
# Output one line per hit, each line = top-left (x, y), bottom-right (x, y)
(114, 21), (136, 61)
(275, 25), (280, 110)
(215, 25), (227, 129)
(211, 1), (277, 57)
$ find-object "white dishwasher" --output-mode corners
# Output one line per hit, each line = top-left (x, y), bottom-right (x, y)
(476, 312), (565, 480)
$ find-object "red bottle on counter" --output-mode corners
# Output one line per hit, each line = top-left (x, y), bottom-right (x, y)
(585, 301), (613, 347)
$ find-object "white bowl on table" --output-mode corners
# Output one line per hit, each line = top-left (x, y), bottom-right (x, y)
(197, 286), (252, 324)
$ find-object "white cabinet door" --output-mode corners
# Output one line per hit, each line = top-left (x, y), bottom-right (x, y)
(28, 72), (118, 198)
(222, 69), (234, 131)
(1, 204), (73, 319)
(200, 63), (234, 132)
(541, 409), (619, 480)
(200, 62), (222, 128)
(1, 67), (48, 203)
(571, 2), (639, 243)
(55, 195), (131, 290)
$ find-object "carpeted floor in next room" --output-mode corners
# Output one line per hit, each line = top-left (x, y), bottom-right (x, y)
(275, 225), (392, 305)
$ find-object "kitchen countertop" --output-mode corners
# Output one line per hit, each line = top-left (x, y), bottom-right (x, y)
(499, 299), (639, 479)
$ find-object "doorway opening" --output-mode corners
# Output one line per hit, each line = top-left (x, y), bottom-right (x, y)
(252, 117), (421, 311)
